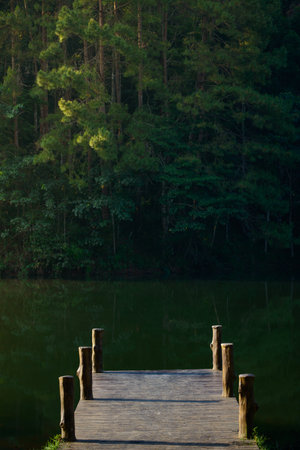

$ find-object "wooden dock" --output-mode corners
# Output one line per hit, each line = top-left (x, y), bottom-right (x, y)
(61, 369), (258, 449)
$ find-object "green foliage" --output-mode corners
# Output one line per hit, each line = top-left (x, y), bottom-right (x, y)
(253, 427), (274, 450)
(41, 434), (62, 450)
(0, 0), (298, 276)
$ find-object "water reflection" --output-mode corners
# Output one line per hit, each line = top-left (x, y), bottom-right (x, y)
(0, 280), (299, 449)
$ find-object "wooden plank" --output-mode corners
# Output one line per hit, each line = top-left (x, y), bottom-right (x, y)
(61, 370), (258, 449)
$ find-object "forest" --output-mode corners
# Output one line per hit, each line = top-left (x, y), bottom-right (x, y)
(0, 0), (299, 278)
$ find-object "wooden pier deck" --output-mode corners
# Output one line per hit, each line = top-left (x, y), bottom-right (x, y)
(62, 369), (258, 450)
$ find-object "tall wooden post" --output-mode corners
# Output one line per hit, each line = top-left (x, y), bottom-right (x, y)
(92, 328), (104, 373)
(59, 376), (76, 441)
(210, 325), (222, 370)
(221, 343), (235, 397)
(239, 374), (258, 439)
(77, 347), (93, 400)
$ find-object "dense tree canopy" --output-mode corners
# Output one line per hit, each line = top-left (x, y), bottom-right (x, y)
(0, 0), (299, 277)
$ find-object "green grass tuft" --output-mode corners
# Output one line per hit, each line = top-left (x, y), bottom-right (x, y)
(253, 427), (274, 450)
(41, 434), (62, 450)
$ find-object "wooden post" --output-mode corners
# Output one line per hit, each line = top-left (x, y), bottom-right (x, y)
(210, 325), (222, 370)
(239, 374), (258, 439)
(77, 347), (93, 400)
(92, 328), (104, 373)
(59, 376), (76, 441)
(221, 343), (235, 397)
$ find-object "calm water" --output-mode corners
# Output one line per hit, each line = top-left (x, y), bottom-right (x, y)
(0, 280), (299, 449)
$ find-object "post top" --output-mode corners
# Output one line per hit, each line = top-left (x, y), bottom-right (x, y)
(221, 342), (233, 347)
(78, 346), (92, 350)
(239, 373), (255, 378)
(59, 375), (73, 380)
(212, 325), (222, 328)
(92, 328), (104, 332)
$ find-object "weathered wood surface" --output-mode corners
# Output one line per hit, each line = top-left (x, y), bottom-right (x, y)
(59, 376), (76, 441)
(61, 369), (258, 449)
(221, 343), (235, 398)
(92, 328), (104, 373)
(210, 325), (222, 370)
(238, 374), (258, 439)
(77, 347), (93, 400)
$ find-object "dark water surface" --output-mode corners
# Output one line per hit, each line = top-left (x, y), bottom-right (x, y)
(0, 280), (299, 449)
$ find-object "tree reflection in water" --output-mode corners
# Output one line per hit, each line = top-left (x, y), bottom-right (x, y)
(0, 279), (298, 449)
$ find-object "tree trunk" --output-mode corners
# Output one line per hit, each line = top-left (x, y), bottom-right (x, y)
(162, 6), (168, 88)
(83, 39), (88, 65)
(40, 0), (49, 136)
(114, 2), (121, 105)
(264, 210), (270, 254)
(211, 218), (218, 247)
(137, 2), (143, 108)
(111, 63), (116, 102)
(288, 170), (294, 257)
(99, 0), (105, 84)
(241, 102), (246, 175)
(11, 0), (19, 148)
(112, 211), (117, 255)
(101, 184), (110, 221)
(83, 39), (92, 189)
(23, 0), (38, 136)
(114, 1), (122, 139)
(161, 180), (169, 250)
(34, 61), (38, 135)
(196, 15), (207, 91)
(160, 6), (169, 246)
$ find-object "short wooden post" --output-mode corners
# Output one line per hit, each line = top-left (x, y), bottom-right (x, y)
(77, 346), (93, 400)
(59, 375), (76, 441)
(92, 328), (104, 373)
(221, 343), (235, 397)
(239, 374), (258, 439)
(210, 325), (222, 370)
